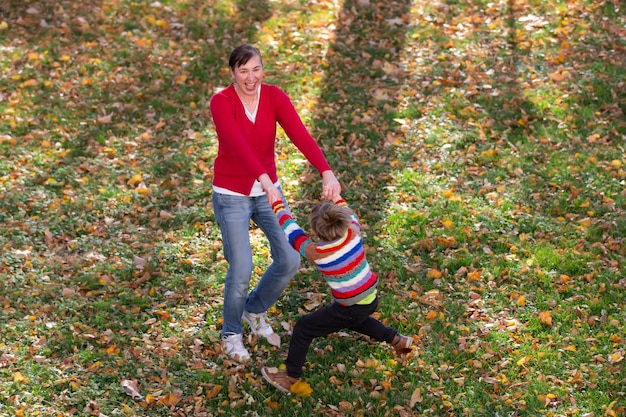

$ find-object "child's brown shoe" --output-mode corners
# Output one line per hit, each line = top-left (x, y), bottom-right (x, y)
(261, 366), (298, 394)
(391, 334), (413, 355)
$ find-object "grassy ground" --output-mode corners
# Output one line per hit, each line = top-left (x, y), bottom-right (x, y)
(0, 0), (624, 416)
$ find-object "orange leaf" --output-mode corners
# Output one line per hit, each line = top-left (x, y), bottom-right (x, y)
(206, 384), (222, 398)
(467, 270), (481, 281)
(427, 269), (442, 279)
(22, 79), (39, 87)
(157, 390), (183, 406)
(549, 71), (566, 82)
(425, 310), (438, 321)
(538, 311), (552, 327)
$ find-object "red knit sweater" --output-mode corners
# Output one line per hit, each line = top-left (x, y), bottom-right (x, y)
(210, 83), (331, 195)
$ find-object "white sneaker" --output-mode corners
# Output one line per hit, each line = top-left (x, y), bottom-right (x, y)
(242, 310), (281, 347)
(222, 333), (250, 362)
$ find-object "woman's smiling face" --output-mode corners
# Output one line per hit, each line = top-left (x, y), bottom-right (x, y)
(231, 54), (263, 97)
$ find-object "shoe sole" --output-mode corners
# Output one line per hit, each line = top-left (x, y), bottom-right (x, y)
(261, 367), (291, 394)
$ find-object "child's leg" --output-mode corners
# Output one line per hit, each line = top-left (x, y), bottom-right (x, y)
(286, 303), (352, 378)
(350, 316), (398, 343)
(346, 298), (398, 343)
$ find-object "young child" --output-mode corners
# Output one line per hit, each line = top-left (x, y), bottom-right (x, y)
(262, 197), (413, 394)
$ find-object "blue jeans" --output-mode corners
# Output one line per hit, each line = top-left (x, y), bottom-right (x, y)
(212, 191), (300, 337)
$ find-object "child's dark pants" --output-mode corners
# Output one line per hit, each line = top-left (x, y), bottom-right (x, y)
(285, 297), (398, 378)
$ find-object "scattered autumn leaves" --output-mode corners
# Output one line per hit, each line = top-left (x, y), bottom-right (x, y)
(1, 0), (625, 416)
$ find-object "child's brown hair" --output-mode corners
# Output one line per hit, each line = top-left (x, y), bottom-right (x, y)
(308, 202), (352, 242)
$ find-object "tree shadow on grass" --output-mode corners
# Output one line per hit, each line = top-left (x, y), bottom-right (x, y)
(301, 0), (414, 225)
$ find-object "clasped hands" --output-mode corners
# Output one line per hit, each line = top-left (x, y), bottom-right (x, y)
(262, 170), (341, 205)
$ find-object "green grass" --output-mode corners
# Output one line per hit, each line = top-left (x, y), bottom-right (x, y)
(1, 0), (625, 416)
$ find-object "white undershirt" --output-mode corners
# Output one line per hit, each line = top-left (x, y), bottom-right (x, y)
(244, 85), (260, 122)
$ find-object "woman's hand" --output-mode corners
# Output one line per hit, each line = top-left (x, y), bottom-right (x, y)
(321, 170), (341, 201)
(259, 173), (282, 205)
(265, 185), (282, 205)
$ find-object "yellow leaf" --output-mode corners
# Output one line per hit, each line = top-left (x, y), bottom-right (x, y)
(516, 355), (531, 366)
(290, 380), (313, 397)
(564, 345), (577, 352)
(127, 174), (143, 186)
(13, 372), (29, 383)
(443, 189), (454, 198)
(442, 219), (454, 229)
(516, 295), (526, 306)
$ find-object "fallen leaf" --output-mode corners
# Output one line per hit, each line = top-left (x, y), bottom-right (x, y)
(290, 380), (313, 397)
(409, 387), (422, 407)
(425, 310), (438, 320)
(13, 372), (29, 383)
(427, 269), (442, 279)
(121, 380), (143, 400)
(539, 311), (553, 327)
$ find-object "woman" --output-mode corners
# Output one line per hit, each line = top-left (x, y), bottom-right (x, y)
(210, 44), (341, 362)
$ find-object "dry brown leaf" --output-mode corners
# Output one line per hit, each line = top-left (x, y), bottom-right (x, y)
(409, 387), (422, 408)
(120, 379), (143, 400)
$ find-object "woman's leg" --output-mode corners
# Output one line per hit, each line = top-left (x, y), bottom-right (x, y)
(246, 193), (300, 313)
(212, 193), (254, 337)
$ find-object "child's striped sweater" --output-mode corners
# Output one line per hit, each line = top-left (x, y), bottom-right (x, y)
(272, 199), (378, 306)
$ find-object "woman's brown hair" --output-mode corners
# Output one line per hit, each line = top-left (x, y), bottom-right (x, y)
(228, 44), (263, 70)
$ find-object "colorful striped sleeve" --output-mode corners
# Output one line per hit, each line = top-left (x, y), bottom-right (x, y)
(271, 200), (312, 257)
